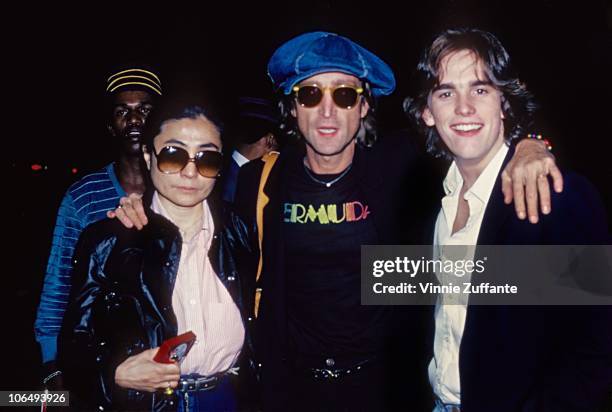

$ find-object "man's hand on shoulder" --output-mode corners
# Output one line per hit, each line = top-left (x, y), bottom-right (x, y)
(501, 138), (564, 224)
(106, 193), (148, 230)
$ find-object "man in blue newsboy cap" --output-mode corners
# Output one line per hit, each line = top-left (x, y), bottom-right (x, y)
(110, 31), (562, 411)
(233, 33), (435, 411)
(268, 31), (396, 97)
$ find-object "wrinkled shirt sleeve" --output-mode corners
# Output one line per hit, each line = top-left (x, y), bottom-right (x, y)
(34, 191), (84, 363)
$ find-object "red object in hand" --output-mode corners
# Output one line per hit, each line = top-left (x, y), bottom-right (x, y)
(153, 331), (197, 364)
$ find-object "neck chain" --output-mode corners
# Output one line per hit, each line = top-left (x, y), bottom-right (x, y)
(303, 159), (353, 188)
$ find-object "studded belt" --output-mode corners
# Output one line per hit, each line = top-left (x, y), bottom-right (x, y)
(305, 358), (374, 380)
(176, 375), (220, 392)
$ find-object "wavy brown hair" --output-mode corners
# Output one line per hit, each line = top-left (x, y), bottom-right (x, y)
(404, 28), (538, 160)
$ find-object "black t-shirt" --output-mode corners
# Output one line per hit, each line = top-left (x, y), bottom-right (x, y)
(283, 158), (389, 363)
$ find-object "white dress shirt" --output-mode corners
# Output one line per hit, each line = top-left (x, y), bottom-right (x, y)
(429, 144), (508, 404)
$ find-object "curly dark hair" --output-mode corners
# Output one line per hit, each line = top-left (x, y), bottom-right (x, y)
(404, 28), (538, 160)
(277, 81), (379, 148)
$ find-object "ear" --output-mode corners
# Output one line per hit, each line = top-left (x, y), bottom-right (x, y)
(360, 98), (370, 119)
(107, 124), (115, 136)
(422, 107), (436, 127)
(142, 145), (151, 170)
(263, 133), (273, 148)
(267, 133), (278, 149)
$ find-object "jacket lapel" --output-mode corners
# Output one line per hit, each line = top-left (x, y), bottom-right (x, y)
(475, 147), (515, 246)
(207, 191), (223, 277)
(460, 147), (515, 395)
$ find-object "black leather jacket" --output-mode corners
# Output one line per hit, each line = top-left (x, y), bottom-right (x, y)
(58, 195), (257, 411)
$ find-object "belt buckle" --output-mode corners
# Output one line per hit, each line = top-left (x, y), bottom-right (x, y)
(311, 367), (340, 380)
(311, 358), (370, 380)
(322, 368), (339, 379)
(177, 378), (196, 392)
(178, 377), (213, 392)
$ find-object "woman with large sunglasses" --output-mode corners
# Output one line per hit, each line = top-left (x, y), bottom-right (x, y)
(57, 97), (257, 412)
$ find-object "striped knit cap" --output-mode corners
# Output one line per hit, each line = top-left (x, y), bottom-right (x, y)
(106, 67), (162, 96)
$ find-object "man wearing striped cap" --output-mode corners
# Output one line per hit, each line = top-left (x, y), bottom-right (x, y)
(105, 67), (162, 193)
(34, 65), (162, 390)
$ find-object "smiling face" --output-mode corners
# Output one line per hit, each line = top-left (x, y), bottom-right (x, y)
(143, 115), (222, 210)
(422, 50), (505, 173)
(291, 72), (369, 165)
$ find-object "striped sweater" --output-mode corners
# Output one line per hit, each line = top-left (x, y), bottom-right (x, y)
(35, 163), (126, 362)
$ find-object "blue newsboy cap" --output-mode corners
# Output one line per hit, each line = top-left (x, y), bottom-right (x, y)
(267, 31), (396, 97)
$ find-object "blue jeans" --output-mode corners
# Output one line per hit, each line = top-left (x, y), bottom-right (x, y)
(433, 398), (461, 412)
(176, 375), (237, 412)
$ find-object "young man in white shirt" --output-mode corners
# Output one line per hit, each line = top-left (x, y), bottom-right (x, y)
(405, 28), (611, 411)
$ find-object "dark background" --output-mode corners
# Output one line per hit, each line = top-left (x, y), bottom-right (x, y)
(6, 0), (611, 404)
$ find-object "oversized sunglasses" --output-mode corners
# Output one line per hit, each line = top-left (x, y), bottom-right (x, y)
(153, 146), (223, 178)
(292, 84), (364, 109)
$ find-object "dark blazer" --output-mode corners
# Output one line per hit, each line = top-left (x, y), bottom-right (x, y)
(439, 149), (612, 412)
(221, 154), (242, 203)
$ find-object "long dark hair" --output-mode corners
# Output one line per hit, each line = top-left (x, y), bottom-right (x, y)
(404, 28), (538, 160)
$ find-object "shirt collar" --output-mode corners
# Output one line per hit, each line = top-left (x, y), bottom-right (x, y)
(151, 191), (213, 243)
(443, 162), (462, 196)
(232, 150), (250, 167)
(443, 143), (509, 204)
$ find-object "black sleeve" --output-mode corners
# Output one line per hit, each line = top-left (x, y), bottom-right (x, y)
(57, 225), (116, 409)
(233, 159), (265, 224)
(527, 173), (612, 410)
(224, 208), (260, 319)
(376, 130), (445, 244)
(59, 222), (163, 410)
